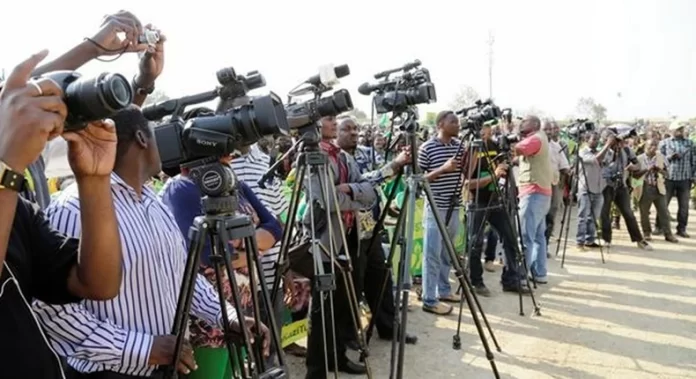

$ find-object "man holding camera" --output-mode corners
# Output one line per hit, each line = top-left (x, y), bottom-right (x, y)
(513, 116), (552, 284)
(599, 132), (652, 250)
(657, 120), (696, 238)
(636, 139), (678, 242)
(465, 122), (529, 295)
(0, 51), (123, 379)
(575, 132), (608, 249)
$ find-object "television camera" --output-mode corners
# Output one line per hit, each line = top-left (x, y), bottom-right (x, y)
(358, 59), (437, 114)
(456, 99), (503, 132)
(141, 66), (288, 179)
(567, 118), (596, 138)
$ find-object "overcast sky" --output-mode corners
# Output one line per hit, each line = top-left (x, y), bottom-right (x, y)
(1, 0), (694, 121)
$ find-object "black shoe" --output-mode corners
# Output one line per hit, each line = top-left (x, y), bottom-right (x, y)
(585, 242), (601, 248)
(379, 331), (418, 345)
(474, 284), (492, 297)
(677, 231), (690, 238)
(502, 285), (531, 294)
(333, 359), (367, 375)
(653, 227), (664, 236)
(346, 339), (360, 351)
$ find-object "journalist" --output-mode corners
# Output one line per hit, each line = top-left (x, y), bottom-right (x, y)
(542, 120), (570, 247)
(465, 122), (529, 295)
(336, 118), (417, 345)
(636, 139), (678, 242)
(418, 110), (463, 315)
(0, 52), (122, 379)
(575, 132), (607, 249)
(513, 116), (552, 284)
(599, 133), (652, 250)
(301, 115), (375, 378)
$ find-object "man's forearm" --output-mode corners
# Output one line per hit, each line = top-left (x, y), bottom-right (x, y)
(74, 176), (121, 299)
(0, 191), (19, 277)
(424, 167), (444, 182)
(32, 41), (99, 77)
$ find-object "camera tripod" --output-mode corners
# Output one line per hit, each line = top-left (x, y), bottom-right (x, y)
(164, 161), (287, 379)
(361, 110), (500, 379)
(264, 129), (373, 379)
(555, 138), (606, 267)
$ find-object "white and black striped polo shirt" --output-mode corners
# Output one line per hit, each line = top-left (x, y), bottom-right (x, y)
(417, 137), (464, 209)
(231, 145), (289, 289)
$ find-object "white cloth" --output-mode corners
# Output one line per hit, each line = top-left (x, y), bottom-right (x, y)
(43, 137), (72, 178)
(549, 140), (570, 185)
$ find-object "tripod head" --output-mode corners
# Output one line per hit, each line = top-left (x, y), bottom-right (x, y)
(182, 157), (240, 215)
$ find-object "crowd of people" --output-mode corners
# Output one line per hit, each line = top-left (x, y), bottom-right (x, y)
(3, 9), (696, 379)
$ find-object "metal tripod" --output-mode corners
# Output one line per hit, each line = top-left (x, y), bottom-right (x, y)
(166, 183), (287, 379)
(265, 130), (373, 379)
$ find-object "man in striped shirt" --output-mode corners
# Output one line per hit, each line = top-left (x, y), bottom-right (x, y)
(417, 111), (463, 315)
(33, 107), (268, 378)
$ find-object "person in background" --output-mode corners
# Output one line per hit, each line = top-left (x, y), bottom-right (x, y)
(543, 120), (570, 251)
(513, 116), (553, 284)
(418, 110), (463, 315)
(657, 120), (696, 238)
(575, 132), (608, 250)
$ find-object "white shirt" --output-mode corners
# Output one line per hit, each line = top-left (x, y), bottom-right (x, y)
(549, 140), (570, 185)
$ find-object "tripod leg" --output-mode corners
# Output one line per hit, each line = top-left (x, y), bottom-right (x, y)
(555, 200), (570, 257)
(420, 181), (500, 378)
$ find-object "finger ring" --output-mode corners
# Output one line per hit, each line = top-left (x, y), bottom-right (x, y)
(29, 81), (43, 96)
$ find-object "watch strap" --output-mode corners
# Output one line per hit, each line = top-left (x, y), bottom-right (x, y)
(0, 162), (26, 192)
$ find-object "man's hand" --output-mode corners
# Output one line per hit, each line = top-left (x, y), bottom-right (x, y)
(393, 150), (411, 169)
(626, 163), (640, 172)
(231, 316), (272, 357)
(135, 25), (166, 87)
(494, 163), (508, 178)
(670, 152), (681, 161)
(606, 135), (617, 148)
(336, 183), (352, 194)
(148, 335), (197, 374)
(63, 120), (117, 179)
(440, 158), (459, 173)
(90, 11), (148, 55)
(0, 50), (67, 172)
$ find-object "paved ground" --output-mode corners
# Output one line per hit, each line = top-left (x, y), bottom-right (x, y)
(285, 205), (696, 378)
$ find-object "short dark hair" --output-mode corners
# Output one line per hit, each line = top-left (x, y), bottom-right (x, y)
(436, 110), (455, 125)
(111, 105), (152, 160)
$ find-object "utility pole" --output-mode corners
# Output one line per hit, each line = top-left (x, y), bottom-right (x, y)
(487, 30), (494, 99)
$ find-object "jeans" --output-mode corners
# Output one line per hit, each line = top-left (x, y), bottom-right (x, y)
(422, 206), (460, 307)
(666, 179), (691, 233)
(467, 202), (523, 288)
(545, 184), (562, 244)
(639, 185), (672, 236)
(601, 186), (644, 243)
(484, 227), (498, 262)
(576, 192), (603, 244)
(519, 193), (551, 280)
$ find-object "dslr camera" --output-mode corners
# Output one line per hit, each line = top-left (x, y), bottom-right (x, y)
(567, 118), (595, 138)
(34, 71), (133, 132)
(285, 64), (354, 133)
(358, 59), (437, 114)
(142, 66), (288, 178)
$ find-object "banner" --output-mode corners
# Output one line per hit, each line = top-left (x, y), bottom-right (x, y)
(281, 319), (309, 347)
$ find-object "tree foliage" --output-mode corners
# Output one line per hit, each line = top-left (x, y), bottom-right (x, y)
(142, 89), (171, 108)
(422, 111), (437, 127)
(575, 97), (607, 122)
(448, 85), (481, 111)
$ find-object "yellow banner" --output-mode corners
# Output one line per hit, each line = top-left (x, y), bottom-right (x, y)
(281, 319), (308, 347)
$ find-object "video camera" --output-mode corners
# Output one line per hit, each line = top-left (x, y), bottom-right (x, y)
(141, 66), (288, 176)
(567, 118), (595, 138)
(358, 59), (437, 114)
(607, 125), (638, 141)
(493, 133), (520, 152)
(36, 71), (133, 132)
(285, 64), (354, 133)
(456, 99), (502, 132)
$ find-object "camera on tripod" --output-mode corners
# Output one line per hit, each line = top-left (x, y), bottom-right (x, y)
(285, 64), (354, 134)
(456, 99), (502, 132)
(33, 71), (133, 132)
(141, 66), (288, 186)
(358, 59), (437, 114)
(567, 118), (596, 138)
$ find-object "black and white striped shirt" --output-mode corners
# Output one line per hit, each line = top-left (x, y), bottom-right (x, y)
(418, 137), (464, 209)
(32, 173), (236, 377)
(231, 145), (289, 289)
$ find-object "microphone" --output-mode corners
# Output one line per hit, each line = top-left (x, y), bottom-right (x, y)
(306, 64), (350, 86)
(357, 82), (377, 96)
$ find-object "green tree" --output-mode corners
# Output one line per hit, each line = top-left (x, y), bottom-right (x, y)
(346, 108), (369, 123)
(422, 111), (437, 127)
(575, 97), (607, 122)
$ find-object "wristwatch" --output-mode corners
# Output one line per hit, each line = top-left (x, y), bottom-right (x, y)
(132, 75), (155, 96)
(0, 160), (25, 192)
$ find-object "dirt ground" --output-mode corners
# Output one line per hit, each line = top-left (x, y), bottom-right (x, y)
(284, 206), (696, 379)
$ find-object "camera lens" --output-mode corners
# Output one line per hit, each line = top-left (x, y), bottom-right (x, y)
(61, 72), (133, 131)
(317, 88), (353, 117)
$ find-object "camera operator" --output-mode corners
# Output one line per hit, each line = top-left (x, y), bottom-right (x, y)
(336, 118), (417, 346)
(301, 115), (375, 378)
(575, 132), (608, 249)
(656, 120), (696, 238)
(512, 116), (553, 284)
(599, 132), (653, 250)
(635, 139), (678, 243)
(0, 51), (123, 379)
(417, 110), (463, 315)
(542, 120), (570, 248)
(20, 10), (152, 209)
(465, 122), (529, 295)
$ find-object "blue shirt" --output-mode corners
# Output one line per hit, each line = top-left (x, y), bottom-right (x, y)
(160, 176), (283, 266)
